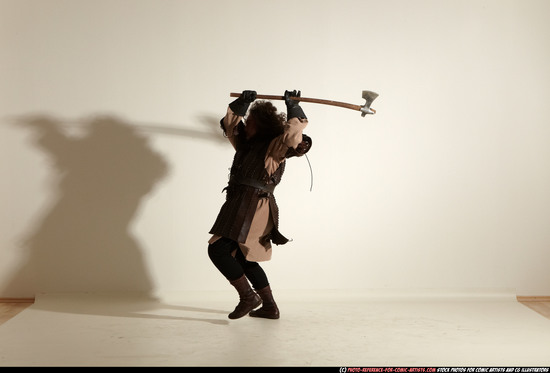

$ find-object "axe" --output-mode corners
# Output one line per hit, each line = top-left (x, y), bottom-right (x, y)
(230, 90), (378, 117)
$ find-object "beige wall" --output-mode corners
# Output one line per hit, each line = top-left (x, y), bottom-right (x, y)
(1, 0), (549, 298)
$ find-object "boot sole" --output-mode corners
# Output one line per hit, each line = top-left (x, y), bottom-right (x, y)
(249, 310), (280, 319)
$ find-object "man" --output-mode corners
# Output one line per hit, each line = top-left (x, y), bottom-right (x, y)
(208, 89), (312, 319)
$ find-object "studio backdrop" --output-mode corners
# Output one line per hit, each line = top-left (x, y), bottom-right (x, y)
(1, 0), (549, 298)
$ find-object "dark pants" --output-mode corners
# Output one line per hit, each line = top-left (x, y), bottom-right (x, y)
(208, 237), (269, 290)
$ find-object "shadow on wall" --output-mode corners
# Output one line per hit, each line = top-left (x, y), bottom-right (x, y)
(1, 113), (234, 324)
(3, 114), (173, 295)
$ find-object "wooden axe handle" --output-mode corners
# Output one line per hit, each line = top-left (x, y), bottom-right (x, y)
(229, 92), (363, 112)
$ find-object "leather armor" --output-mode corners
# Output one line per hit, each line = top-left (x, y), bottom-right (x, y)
(209, 137), (289, 245)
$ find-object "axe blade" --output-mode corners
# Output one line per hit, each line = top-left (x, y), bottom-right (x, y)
(360, 90), (379, 117)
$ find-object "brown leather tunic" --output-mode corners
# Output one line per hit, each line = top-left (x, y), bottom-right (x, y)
(208, 107), (308, 262)
(209, 139), (288, 245)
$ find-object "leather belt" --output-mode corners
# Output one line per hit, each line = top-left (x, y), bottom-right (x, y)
(229, 175), (275, 194)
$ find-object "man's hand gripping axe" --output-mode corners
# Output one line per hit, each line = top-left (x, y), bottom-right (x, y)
(230, 91), (378, 117)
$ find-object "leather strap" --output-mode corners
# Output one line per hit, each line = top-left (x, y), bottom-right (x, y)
(229, 175), (275, 194)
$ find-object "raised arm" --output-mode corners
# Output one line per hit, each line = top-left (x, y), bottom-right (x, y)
(220, 90), (256, 149)
(264, 90), (311, 175)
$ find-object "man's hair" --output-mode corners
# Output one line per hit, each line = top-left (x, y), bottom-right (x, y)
(247, 100), (286, 141)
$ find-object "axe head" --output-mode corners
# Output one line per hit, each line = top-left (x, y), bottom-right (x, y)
(360, 90), (379, 117)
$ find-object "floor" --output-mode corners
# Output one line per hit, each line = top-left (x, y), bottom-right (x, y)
(1, 291), (550, 367)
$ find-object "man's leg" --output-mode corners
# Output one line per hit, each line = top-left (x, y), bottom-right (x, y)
(235, 249), (280, 319)
(207, 238), (261, 319)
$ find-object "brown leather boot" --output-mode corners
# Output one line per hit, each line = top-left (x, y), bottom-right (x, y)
(249, 285), (280, 319)
(228, 275), (261, 319)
